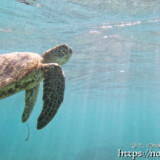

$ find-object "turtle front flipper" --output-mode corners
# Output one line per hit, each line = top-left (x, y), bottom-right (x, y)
(37, 63), (65, 129)
(22, 84), (40, 122)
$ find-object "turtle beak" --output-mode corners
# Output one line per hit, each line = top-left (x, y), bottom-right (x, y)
(63, 43), (72, 55)
(69, 47), (72, 55)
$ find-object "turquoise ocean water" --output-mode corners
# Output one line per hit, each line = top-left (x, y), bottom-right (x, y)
(0, 0), (160, 159)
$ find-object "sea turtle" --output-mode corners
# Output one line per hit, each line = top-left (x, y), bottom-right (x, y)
(0, 44), (72, 129)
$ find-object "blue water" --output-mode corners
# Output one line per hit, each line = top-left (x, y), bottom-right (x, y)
(1, 0), (160, 159)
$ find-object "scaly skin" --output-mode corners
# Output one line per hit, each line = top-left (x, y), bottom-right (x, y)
(0, 44), (72, 129)
(0, 52), (43, 99)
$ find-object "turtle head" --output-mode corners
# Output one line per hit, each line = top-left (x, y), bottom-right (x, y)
(42, 44), (72, 65)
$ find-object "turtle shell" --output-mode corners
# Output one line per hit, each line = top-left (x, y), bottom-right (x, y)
(0, 52), (43, 89)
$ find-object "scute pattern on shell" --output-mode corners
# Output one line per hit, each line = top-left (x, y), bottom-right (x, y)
(0, 52), (43, 89)
(0, 52), (43, 100)
(0, 44), (72, 130)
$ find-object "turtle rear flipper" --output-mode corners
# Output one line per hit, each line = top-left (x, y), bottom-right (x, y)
(37, 63), (65, 129)
(22, 84), (40, 122)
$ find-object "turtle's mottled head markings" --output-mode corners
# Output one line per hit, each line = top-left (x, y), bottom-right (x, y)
(42, 44), (72, 65)
(0, 44), (72, 130)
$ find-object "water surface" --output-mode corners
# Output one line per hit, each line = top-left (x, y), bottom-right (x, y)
(0, 0), (160, 159)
